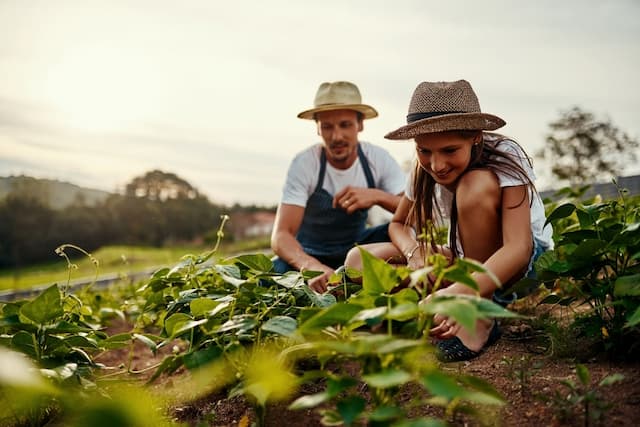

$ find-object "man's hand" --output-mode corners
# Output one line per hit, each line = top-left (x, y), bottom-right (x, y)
(333, 186), (377, 214)
(307, 265), (335, 293)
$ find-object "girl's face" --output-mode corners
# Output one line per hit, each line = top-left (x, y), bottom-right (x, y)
(414, 131), (479, 190)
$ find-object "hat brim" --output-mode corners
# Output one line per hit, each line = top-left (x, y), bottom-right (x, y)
(385, 112), (505, 140)
(297, 104), (378, 120)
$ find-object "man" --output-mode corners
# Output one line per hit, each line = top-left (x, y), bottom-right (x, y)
(271, 81), (405, 292)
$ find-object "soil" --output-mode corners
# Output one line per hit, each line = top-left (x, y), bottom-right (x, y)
(97, 307), (640, 427)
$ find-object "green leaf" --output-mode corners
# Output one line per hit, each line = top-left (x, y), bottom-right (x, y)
(614, 274), (640, 297)
(164, 313), (192, 336)
(420, 296), (479, 332)
(132, 333), (158, 354)
(302, 286), (337, 308)
(261, 316), (298, 336)
(360, 247), (401, 294)
(569, 239), (607, 260)
(233, 254), (274, 272)
(183, 346), (223, 370)
(20, 285), (63, 325)
(368, 405), (404, 421)
(576, 364), (590, 386)
(101, 333), (132, 349)
(390, 288), (419, 304)
(288, 391), (331, 410)
(545, 203), (576, 226)
(327, 376), (358, 395)
(576, 208), (596, 228)
(363, 369), (412, 389)
(214, 264), (245, 287)
(599, 373), (625, 387)
(64, 335), (98, 349)
(350, 306), (387, 323)
(442, 268), (479, 292)
(422, 371), (466, 401)
(11, 331), (38, 359)
(171, 319), (209, 337)
(190, 298), (218, 318)
(455, 258), (488, 273)
(474, 298), (522, 318)
(336, 395), (366, 425)
(46, 320), (93, 334)
(272, 271), (305, 289)
(298, 303), (363, 334)
(376, 338), (424, 354)
(387, 302), (419, 321)
(625, 305), (640, 327)
(217, 316), (257, 334)
(561, 230), (599, 244)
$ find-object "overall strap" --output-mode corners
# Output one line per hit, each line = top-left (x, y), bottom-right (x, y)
(357, 144), (376, 188)
(315, 148), (328, 192)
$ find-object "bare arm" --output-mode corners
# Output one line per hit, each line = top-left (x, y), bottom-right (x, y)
(445, 185), (533, 298)
(388, 195), (425, 269)
(270, 203), (334, 292)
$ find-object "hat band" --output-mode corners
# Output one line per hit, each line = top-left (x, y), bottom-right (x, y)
(406, 111), (464, 124)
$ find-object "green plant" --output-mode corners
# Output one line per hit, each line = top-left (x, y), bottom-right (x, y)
(287, 248), (519, 426)
(535, 188), (640, 359)
(542, 364), (624, 427)
(501, 354), (542, 397)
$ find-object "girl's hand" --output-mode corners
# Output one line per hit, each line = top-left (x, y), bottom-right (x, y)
(424, 282), (476, 338)
(406, 246), (425, 270)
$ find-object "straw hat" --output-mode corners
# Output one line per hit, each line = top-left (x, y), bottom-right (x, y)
(385, 80), (505, 140)
(297, 81), (378, 120)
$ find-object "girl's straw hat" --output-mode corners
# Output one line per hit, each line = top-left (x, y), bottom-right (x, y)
(385, 80), (505, 140)
(298, 81), (378, 120)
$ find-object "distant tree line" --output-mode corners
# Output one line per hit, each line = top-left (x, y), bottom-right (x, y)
(0, 170), (274, 269)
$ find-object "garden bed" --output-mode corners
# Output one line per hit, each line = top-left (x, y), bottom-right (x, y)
(98, 313), (640, 427)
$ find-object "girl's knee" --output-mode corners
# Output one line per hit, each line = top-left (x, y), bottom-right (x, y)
(456, 170), (500, 213)
(344, 246), (363, 270)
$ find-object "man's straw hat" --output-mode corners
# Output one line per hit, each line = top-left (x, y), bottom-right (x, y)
(297, 81), (378, 120)
(385, 80), (505, 140)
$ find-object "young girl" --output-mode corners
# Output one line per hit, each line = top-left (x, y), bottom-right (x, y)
(345, 80), (553, 362)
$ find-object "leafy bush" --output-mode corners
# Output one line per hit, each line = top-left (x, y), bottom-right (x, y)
(534, 188), (640, 359)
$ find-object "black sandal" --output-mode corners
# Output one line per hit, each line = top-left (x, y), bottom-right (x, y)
(435, 320), (502, 362)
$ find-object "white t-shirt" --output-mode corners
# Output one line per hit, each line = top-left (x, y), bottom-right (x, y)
(281, 141), (406, 207)
(405, 136), (553, 255)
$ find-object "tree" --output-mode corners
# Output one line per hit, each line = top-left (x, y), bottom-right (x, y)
(537, 106), (639, 186)
(125, 169), (199, 201)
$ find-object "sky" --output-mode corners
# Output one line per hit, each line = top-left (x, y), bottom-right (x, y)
(1, 0), (639, 205)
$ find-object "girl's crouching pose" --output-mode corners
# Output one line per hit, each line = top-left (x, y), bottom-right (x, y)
(345, 80), (553, 362)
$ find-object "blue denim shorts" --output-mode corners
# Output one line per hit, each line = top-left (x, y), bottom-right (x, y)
(493, 237), (549, 306)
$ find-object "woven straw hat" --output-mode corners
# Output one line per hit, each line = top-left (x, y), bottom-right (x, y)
(385, 80), (505, 140)
(297, 81), (378, 120)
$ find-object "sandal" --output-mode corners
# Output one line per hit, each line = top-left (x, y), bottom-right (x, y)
(435, 320), (502, 362)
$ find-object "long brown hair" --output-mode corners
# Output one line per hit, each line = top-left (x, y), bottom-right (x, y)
(408, 131), (536, 259)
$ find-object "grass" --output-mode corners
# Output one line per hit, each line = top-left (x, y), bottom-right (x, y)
(0, 237), (271, 291)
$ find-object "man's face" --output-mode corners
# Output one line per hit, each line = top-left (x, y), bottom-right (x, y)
(316, 109), (363, 168)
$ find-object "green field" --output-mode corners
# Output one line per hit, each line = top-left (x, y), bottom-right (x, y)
(0, 238), (271, 291)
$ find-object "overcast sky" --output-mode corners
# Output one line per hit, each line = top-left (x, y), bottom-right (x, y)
(1, 0), (639, 205)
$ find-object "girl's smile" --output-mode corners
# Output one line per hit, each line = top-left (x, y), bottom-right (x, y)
(414, 131), (476, 190)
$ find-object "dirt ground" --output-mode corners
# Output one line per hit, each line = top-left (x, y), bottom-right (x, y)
(97, 314), (640, 427)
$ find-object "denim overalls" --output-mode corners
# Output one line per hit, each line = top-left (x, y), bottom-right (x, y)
(273, 145), (390, 273)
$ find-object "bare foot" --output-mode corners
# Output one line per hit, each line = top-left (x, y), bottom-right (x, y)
(455, 318), (494, 352)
